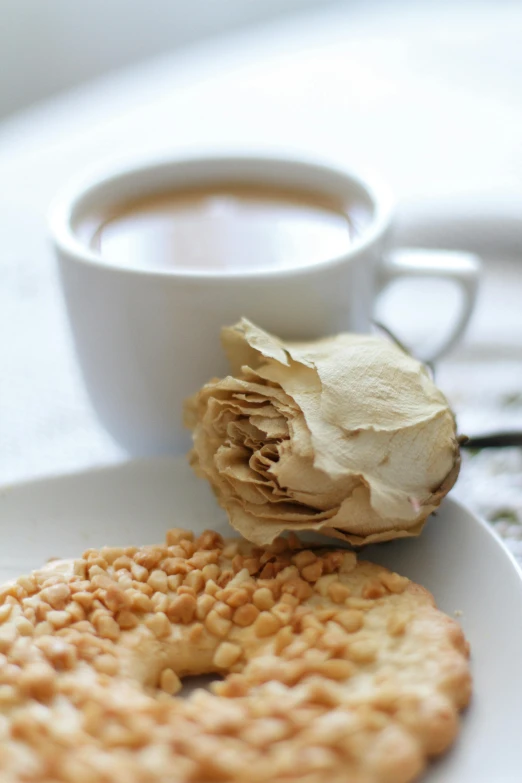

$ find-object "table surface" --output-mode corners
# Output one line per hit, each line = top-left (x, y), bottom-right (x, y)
(1, 1), (522, 558)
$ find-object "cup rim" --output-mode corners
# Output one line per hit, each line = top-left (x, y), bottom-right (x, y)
(49, 153), (395, 282)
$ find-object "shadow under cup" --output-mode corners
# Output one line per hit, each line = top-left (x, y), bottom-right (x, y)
(50, 155), (392, 455)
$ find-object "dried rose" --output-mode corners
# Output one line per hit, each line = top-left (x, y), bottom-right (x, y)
(185, 319), (460, 546)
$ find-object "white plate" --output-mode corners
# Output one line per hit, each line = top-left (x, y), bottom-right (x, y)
(1, 457), (522, 782)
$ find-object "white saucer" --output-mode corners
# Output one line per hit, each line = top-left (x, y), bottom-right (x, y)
(1, 457), (522, 782)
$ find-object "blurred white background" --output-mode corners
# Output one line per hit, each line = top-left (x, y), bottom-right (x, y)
(0, 0), (521, 494)
(0, 0), (336, 118)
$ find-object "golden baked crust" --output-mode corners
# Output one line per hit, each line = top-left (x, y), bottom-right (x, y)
(0, 529), (471, 783)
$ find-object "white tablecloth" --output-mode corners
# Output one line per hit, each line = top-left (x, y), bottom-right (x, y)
(1, 1), (521, 557)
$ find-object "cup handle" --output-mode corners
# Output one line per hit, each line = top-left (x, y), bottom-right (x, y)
(378, 248), (481, 363)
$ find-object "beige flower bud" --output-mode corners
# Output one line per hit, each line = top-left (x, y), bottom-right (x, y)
(185, 319), (460, 546)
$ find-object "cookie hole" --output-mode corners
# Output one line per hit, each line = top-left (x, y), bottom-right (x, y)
(178, 673), (224, 698)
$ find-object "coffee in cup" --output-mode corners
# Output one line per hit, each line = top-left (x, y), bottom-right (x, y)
(81, 183), (370, 273)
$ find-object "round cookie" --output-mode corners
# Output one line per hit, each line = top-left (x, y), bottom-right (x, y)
(0, 529), (471, 783)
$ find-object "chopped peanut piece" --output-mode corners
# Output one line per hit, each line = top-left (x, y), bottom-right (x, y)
(233, 604), (259, 627)
(184, 570), (205, 593)
(252, 588), (275, 611)
(14, 617), (34, 636)
(18, 662), (55, 701)
(362, 580), (387, 600)
(160, 668), (182, 695)
(335, 610), (364, 633)
(166, 529), (194, 546)
(328, 583), (350, 604)
(301, 560), (324, 583)
(147, 570), (168, 593)
(380, 571), (410, 594)
(47, 610), (71, 630)
(213, 642), (242, 669)
(94, 654), (119, 676)
(315, 574), (338, 597)
(94, 615), (120, 641)
(196, 594), (215, 622)
(315, 659), (354, 680)
(116, 610), (138, 630)
(41, 583), (70, 610)
(292, 550), (317, 570)
(167, 594), (196, 624)
(205, 610), (232, 638)
(348, 639), (378, 663)
(253, 612), (281, 638)
(274, 626), (294, 655)
(145, 612), (171, 639)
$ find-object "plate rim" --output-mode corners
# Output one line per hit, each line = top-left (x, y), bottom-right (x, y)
(2, 455), (521, 584)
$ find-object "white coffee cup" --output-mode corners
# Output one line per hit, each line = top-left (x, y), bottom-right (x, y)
(50, 154), (480, 455)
